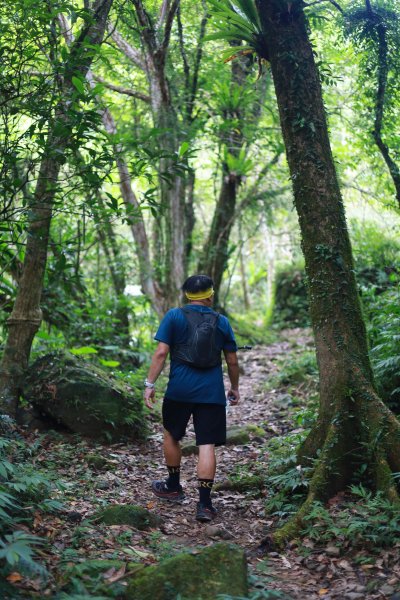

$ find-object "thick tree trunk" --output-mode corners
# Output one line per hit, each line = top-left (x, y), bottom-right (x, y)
(0, 0), (113, 417)
(256, 0), (400, 544)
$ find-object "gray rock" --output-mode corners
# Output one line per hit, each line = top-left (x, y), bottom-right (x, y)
(325, 545), (340, 557)
(204, 525), (234, 540)
(380, 585), (395, 595)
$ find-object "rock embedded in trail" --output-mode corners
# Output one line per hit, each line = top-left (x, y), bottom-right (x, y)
(87, 453), (114, 470)
(96, 504), (162, 530)
(181, 424), (262, 455)
(125, 542), (248, 600)
(23, 351), (146, 441)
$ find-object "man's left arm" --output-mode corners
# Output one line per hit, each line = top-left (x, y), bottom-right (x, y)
(144, 342), (170, 409)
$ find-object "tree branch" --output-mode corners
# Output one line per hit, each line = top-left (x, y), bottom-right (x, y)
(160, 0), (179, 57)
(131, 0), (157, 55)
(176, 4), (190, 93)
(107, 24), (147, 70)
(371, 13), (400, 206)
(304, 0), (344, 13)
(188, 2), (208, 122)
(157, 0), (170, 30)
(92, 74), (150, 102)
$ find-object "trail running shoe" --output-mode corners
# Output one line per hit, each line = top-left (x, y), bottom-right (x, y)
(196, 502), (217, 522)
(151, 480), (185, 502)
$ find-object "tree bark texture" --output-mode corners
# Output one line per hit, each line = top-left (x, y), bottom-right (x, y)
(92, 196), (131, 339)
(371, 14), (400, 208)
(106, 5), (209, 311)
(97, 105), (165, 316)
(0, 0), (114, 417)
(131, 0), (188, 308)
(198, 57), (249, 306)
(256, 0), (400, 544)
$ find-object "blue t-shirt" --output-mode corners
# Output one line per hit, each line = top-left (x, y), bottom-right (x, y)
(155, 305), (237, 405)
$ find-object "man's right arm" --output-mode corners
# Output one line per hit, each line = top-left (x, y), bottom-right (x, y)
(144, 342), (170, 409)
(223, 350), (240, 404)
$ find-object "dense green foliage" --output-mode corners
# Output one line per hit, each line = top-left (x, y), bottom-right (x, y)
(0, 0), (400, 594)
(0, 430), (63, 587)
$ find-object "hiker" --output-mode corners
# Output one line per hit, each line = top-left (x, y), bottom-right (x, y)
(144, 274), (240, 522)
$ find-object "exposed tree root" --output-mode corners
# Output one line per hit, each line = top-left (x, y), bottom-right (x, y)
(269, 390), (400, 549)
(296, 418), (328, 466)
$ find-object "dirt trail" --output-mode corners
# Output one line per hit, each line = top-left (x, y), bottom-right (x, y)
(28, 329), (399, 599)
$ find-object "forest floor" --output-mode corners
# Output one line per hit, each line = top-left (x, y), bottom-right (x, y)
(14, 329), (400, 599)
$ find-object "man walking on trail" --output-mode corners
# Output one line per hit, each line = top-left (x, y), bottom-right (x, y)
(144, 274), (240, 522)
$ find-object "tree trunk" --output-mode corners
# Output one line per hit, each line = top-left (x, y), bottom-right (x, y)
(256, 0), (400, 544)
(93, 196), (131, 341)
(0, 0), (114, 417)
(99, 105), (165, 316)
(239, 219), (250, 310)
(131, 0), (188, 309)
(198, 56), (249, 305)
(371, 16), (400, 208)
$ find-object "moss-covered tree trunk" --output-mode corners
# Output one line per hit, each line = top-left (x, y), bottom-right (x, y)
(0, 0), (114, 418)
(256, 0), (400, 543)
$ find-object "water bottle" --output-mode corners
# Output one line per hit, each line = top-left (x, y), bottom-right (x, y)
(226, 392), (235, 414)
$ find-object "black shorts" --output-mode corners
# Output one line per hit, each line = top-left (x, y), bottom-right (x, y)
(162, 399), (226, 446)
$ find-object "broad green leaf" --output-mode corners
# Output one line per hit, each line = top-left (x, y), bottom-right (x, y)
(178, 142), (189, 157)
(99, 359), (120, 367)
(69, 346), (98, 355)
(72, 76), (85, 95)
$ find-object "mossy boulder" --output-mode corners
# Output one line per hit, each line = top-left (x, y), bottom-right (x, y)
(96, 504), (162, 530)
(87, 453), (113, 470)
(182, 424), (261, 455)
(226, 426), (250, 445)
(245, 424), (266, 437)
(181, 442), (198, 456)
(125, 543), (248, 600)
(23, 351), (146, 441)
(214, 474), (264, 492)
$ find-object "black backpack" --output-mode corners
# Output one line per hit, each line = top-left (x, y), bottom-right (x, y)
(170, 307), (221, 369)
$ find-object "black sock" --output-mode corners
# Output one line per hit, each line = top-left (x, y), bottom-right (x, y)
(166, 465), (180, 490)
(198, 478), (214, 507)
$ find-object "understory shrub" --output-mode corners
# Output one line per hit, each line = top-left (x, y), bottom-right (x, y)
(301, 485), (400, 549)
(0, 426), (63, 588)
(273, 222), (400, 328)
(262, 432), (311, 521)
(364, 286), (400, 412)
(273, 264), (309, 328)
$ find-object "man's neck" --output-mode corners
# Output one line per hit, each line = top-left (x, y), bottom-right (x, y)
(188, 300), (212, 307)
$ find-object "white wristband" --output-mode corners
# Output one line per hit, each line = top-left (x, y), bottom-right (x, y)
(144, 380), (155, 389)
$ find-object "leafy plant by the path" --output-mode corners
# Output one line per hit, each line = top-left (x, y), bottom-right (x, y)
(301, 486), (400, 550)
(365, 287), (400, 411)
(262, 432), (310, 521)
(0, 431), (63, 582)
